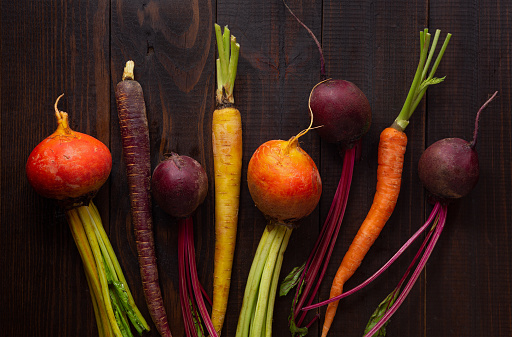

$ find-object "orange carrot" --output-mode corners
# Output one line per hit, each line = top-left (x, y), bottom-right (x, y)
(321, 127), (406, 336)
(320, 29), (451, 337)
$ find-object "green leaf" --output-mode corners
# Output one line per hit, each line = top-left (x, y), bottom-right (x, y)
(289, 316), (309, 337)
(189, 298), (205, 337)
(111, 280), (146, 335)
(110, 287), (134, 337)
(363, 288), (400, 337)
(279, 264), (305, 297)
(419, 76), (446, 91)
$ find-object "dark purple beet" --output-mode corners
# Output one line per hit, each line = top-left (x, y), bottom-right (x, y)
(310, 79), (372, 146)
(418, 138), (479, 199)
(417, 91), (498, 200)
(151, 153), (208, 218)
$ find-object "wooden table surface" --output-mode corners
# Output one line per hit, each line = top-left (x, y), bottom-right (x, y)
(2, 0), (511, 336)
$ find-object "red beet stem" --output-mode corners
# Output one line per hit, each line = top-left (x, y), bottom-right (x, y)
(302, 202), (443, 310)
(363, 203), (448, 337)
(179, 220), (197, 337)
(290, 145), (356, 329)
(470, 91), (498, 149)
(179, 217), (219, 337)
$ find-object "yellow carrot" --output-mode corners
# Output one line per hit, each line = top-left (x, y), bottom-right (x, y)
(211, 23), (242, 335)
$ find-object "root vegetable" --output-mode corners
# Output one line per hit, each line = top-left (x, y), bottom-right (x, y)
(26, 94), (149, 337)
(319, 29), (451, 337)
(310, 79), (371, 146)
(280, 3), (371, 335)
(236, 116), (322, 337)
(115, 61), (171, 337)
(211, 24), (243, 335)
(26, 95), (112, 208)
(151, 153), (208, 219)
(151, 154), (217, 337)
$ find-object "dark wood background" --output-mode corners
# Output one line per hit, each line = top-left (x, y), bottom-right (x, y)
(2, 0), (511, 336)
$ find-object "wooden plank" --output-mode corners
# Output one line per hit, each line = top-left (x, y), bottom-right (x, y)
(1, 0), (512, 336)
(317, 1), (429, 336)
(427, 0), (512, 336)
(0, 1), (110, 336)
(215, 1), (323, 335)
(110, 0), (216, 335)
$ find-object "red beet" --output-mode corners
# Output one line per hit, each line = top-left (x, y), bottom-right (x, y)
(280, 3), (372, 334)
(151, 153), (208, 218)
(418, 92), (498, 200)
(282, 3), (371, 147)
(310, 79), (372, 146)
(418, 138), (479, 199)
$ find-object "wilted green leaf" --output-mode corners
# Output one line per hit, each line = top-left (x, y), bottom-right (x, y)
(363, 288), (400, 337)
(280, 264), (305, 297)
(289, 315), (309, 337)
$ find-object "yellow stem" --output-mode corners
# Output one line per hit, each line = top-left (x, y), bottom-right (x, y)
(85, 268), (107, 337)
(77, 206), (123, 337)
(67, 209), (114, 337)
(88, 202), (150, 331)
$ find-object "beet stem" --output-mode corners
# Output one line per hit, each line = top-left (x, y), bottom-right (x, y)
(179, 217), (219, 337)
(178, 220), (197, 337)
(283, 0), (326, 78)
(302, 202), (443, 311)
(363, 204), (448, 337)
(470, 91), (498, 149)
(292, 147), (355, 328)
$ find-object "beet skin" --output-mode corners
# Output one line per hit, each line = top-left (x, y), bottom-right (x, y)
(151, 153), (208, 218)
(310, 79), (372, 146)
(418, 138), (479, 200)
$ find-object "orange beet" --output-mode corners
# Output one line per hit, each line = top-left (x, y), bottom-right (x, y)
(247, 138), (322, 224)
(26, 95), (112, 206)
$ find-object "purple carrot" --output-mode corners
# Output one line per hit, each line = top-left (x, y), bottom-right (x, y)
(115, 60), (171, 337)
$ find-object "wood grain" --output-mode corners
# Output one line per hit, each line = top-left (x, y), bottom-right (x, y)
(1, 0), (511, 336)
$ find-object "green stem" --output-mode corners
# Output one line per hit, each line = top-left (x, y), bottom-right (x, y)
(394, 29), (451, 130)
(111, 287), (135, 337)
(78, 207), (123, 337)
(222, 26), (231, 78)
(426, 32), (452, 81)
(250, 225), (288, 337)
(215, 24), (225, 88)
(88, 203), (150, 333)
(66, 209), (115, 337)
(410, 33), (452, 113)
(420, 30), (441, 81)
(265, 227), (292, 337)
(215, 23), (240, 104)
(227, 36), (240, 96)
(236, 224), (293, 337)
(236, 226), (277, 337)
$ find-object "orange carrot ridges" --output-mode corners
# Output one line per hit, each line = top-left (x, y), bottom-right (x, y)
(321, 127), (407, 337)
